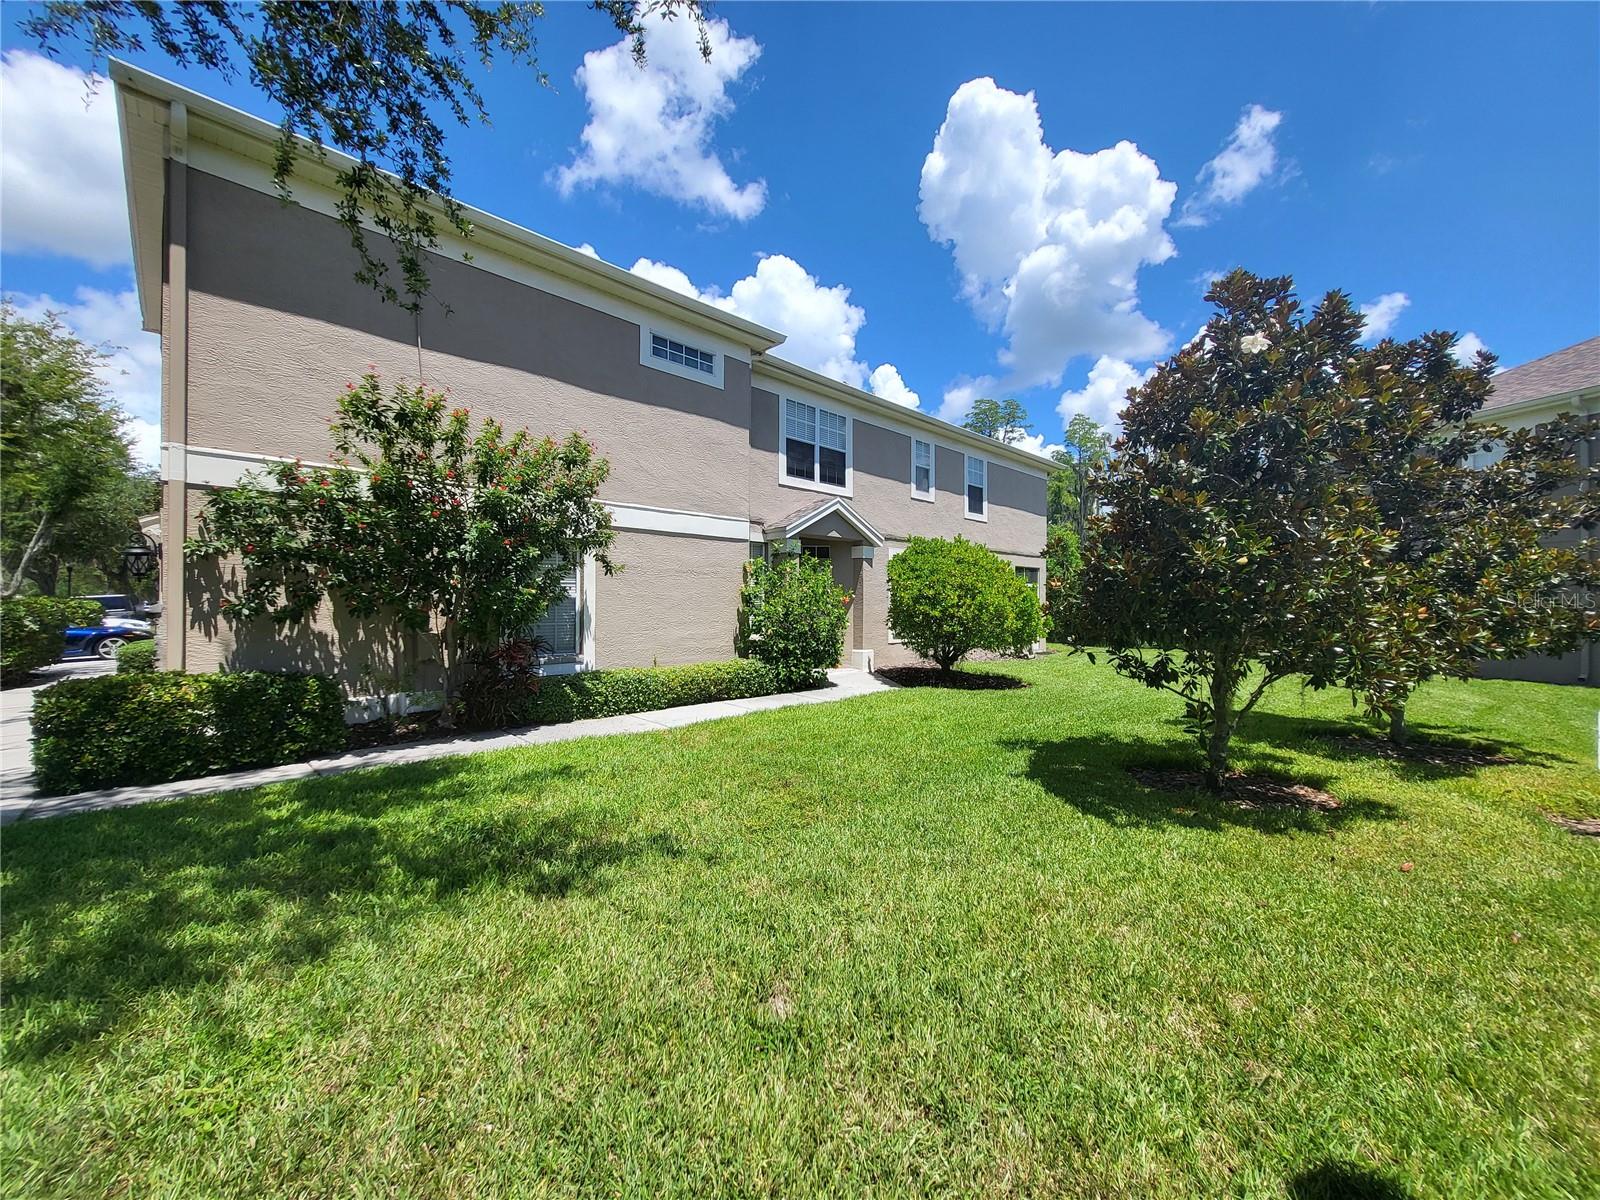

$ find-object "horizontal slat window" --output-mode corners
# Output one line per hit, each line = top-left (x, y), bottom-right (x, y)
(912, 438), (933, 497)
(525, 562), (580, 659)
(783, 397), (849, 491)
(784, 398), (817, 482)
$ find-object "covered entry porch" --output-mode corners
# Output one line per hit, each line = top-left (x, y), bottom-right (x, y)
(761, 497), (885, 671)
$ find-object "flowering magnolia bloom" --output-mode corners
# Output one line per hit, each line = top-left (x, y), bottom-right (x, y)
(1240, 332), (1271, 355)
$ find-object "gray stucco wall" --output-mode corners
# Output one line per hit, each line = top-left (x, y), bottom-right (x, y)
(748, 385), (1047, 558)
(593, 531), (749, 668)
(183, 168), (754, 516)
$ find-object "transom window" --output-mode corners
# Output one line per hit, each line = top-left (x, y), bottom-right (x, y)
(912, 438), (934, 497)
(966, 456), (987, 517)
(651, 333), (714, 375)
(784, 398), (848, 489)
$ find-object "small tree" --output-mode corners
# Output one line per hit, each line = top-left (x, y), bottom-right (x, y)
(736, 556), (850, 688)
(962, 397), (1033, 443)
(887, 537), (1044, 672)
(1338, 334), (1600, 743)
(1078, 271), (1383, 789)
(187, 374), (616, 707)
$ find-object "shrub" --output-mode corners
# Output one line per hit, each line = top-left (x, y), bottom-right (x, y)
(0, 596), (103, 680)
(1044, 525), (1082, 638)
(32, 671), (346, 795)
(737, 556), (851, 688)
(887, 536), (1045, 672)
(518, 660), (783, 725)
(115, 639), (157, 674)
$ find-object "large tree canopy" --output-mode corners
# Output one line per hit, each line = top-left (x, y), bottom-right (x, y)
(962, 397), (1033, 443)
(26, 0), (705, 310)
(1048, 414), (1111, 532)
(1, 303), (150, 598)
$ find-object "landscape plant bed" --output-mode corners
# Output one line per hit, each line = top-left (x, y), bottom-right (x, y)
(345, 712), (445, 751)
(1321, 733), (1514, 769)
(873, 665), (1028, 690)
(1128, 765), (1341, 811)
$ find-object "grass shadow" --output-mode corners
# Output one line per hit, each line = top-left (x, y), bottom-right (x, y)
(1287, 1160), (1414, 1199)
(1004, 734), (1401, 835)
(1, 758), (684, 1061)
(1243, 712), (1564, 782)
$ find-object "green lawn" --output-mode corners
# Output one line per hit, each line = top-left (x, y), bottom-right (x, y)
(3, 653), (1597, 1199)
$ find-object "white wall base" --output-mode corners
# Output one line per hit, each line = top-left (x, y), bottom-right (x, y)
(848, 649), (875, 672)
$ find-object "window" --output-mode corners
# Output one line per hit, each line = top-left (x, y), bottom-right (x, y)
(650, 333), (714, 375)
(965, 456), (987, 519)
(783, 398), (849, 491)
(801, 545), (831, 562)
(1016, 565), (1040, 589)
(525, 561), (579, 660)
(912, 438), (934, 499)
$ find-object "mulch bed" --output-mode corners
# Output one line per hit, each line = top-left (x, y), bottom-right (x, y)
(873, 667), (1028, 690)
(1129, 767), (1341, 811)
(346, 712), (445, 751)
(1545, 814), (1600, 838)
(1321, 734), (1513, 769)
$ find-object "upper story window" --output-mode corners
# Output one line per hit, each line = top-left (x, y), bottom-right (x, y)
(965, 455), (988, 519)
(651, 333), (714, 375)
(784, 398), (849, 491)
(912, 438), (934, 500)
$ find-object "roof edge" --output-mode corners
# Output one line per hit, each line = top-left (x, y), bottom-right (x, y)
(754, 354), (1058, 474)
(107, 60), (786, 353)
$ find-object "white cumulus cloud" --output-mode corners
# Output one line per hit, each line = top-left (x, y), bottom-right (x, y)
(1005, 431), (1064, 458)
(1176, 104), (1284, 228)
(867, 363), (920, 408)
(1359, 291), (1410, 341)
(0, 51), (130, 267)
(1452, 331), (1490, 364)
(8, 287), (161, 465)
(555, 12), (766, 220)
(919, 77), (1176, 391)
(1057, 355), (1154, 432)
(936, 376), (996, 426)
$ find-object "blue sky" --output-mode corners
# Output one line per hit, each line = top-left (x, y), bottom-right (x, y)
(3, 2), (1597, 463)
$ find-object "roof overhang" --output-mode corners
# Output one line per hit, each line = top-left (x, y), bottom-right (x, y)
(1469, 385), (1600, 427)
(753, 353), (1058, 477)
(108, 60), (787, 353)
(768, 497), (884, 547)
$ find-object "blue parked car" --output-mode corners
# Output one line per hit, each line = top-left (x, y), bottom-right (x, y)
(63, 596), (155, 661)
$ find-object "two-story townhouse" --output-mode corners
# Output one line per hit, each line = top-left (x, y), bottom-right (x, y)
(113, 63), (1051, 690)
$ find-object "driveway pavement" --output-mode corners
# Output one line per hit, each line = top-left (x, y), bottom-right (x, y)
(1, 660), (112, 820)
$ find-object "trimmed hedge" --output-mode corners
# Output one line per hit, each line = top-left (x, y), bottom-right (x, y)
(115, 639), (158, 674)
(1, 595), (103, 680)
(32, 671), (346, 795)
(517, 659), (783, 725)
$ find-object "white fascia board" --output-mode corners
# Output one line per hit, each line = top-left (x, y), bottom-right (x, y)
(108, 60), (785, 356)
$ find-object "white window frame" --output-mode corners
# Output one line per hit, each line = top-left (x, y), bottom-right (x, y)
(911, 437), (935, 502)
(528, 555), (597, 675)
(778, 395), (853, 497)
(639, 322), (725, 389)
(964, 454), (989, 522)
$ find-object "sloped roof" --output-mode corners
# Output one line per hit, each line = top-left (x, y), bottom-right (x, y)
(1483, 336), (1600, 410)
(768, 497), (884, 546)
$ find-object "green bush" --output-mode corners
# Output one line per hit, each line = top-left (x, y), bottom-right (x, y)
(32, 671), (346, 795)
(115, 639), (158, 674)
(518, 660), (783, 725)
(1044, 525), (1082, 638)
(736, 556), (851, 688)
(887, 536), (1046, 672)
(1, 596), (103, 679)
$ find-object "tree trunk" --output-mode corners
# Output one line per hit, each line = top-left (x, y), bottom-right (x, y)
(1388, 701), (1408, 747)
(1203, 661), (1236, 792)
(0, 514), (52, 598)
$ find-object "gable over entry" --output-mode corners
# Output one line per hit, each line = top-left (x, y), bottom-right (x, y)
(764, 497), (884, 548)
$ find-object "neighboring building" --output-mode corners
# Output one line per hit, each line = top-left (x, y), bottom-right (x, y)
(111, 64), (1051, 689)
(1469, 336), (1600, 686)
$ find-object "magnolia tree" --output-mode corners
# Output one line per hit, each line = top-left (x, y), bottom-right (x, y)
(1079, 271), (1385, 788)
(187, 374), (616, 707)
(1338, 335), (1599, 742)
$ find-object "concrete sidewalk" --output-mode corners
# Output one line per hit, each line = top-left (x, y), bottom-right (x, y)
(1, 668), (893, 826)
